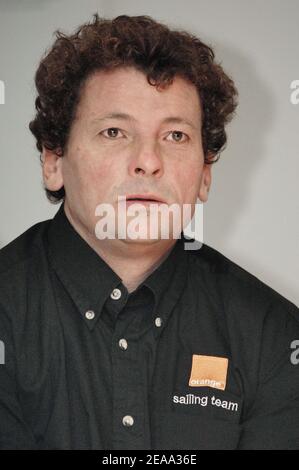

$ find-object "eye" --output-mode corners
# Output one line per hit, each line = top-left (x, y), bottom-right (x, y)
(166, 131), (189, 143)
(100, 128), (124, 139)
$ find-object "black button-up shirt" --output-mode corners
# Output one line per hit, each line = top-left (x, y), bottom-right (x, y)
(0, 202), (299, 449)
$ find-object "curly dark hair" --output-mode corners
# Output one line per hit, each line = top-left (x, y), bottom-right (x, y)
(29, 13), (238, 203)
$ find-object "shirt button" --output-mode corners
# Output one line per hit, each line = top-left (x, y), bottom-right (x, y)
(110, 288), (122, 300)
(122, 415), (134, 427)
(119, 338), (128, 350)
(85, 310), (95, 320)
(155, 317), (162, 327)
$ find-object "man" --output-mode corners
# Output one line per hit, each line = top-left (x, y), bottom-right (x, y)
(0, 14), (298, 450)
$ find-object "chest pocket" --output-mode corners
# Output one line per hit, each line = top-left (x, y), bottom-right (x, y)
(151, 352), (244, 450)
(152, 386), (243, 450)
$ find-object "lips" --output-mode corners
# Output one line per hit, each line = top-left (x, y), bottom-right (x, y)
(125, 194), (166, 203)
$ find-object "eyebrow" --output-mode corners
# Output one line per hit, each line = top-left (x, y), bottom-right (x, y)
(91, 112), (199, 130)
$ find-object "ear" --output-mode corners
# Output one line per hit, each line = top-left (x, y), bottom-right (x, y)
(198, 161), (212, 203)
(41, 146), (64, 192)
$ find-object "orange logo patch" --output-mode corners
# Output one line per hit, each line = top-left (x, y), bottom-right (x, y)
(188, 354), (228, 390)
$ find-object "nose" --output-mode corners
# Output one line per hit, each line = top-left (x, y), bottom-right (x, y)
(128, 140), (164, 178)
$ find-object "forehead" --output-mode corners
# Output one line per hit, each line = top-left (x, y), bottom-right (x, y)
(75, 66), (202, 123)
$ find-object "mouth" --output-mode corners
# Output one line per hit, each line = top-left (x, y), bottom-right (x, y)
(125, 194), (166, 204)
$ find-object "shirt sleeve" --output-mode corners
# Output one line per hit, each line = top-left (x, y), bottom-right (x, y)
(0, 301), (38, 449)
(237, 299), (299, 449)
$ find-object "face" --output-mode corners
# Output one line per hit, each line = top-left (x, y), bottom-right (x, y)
(43, 66), (211, 246)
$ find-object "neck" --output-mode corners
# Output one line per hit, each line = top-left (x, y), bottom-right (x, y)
(64, 203), (177, 293)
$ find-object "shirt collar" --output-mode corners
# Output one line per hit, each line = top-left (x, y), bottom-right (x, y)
(46, 202), (190, 331)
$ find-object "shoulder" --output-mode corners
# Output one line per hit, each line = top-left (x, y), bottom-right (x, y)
(186, 240), (299, 381)
(187, 240), (298, 325)
(0, 218), (51, 281)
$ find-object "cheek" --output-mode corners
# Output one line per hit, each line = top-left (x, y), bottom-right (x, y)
(67, 147), (107, 184)
(173, 159), (202, 198)
(82, 153), (119, 201)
